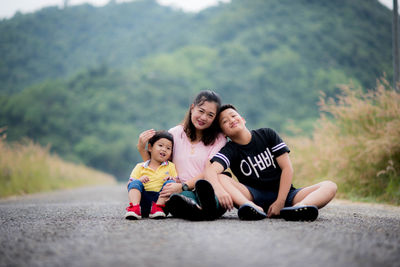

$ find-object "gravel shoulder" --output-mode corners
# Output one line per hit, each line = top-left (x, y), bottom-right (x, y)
(1, 185), (399, 267)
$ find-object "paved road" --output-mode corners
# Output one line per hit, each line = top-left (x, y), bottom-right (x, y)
(1, 185), (399, 267)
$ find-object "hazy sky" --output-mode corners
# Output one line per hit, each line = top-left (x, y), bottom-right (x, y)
(0, 0), (393, 19)
(0, 0), (231, 19)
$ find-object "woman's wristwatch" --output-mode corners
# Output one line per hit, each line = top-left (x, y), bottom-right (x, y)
(181, 183), (190, 191)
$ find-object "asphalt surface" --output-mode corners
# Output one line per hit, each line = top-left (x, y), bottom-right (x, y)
(1, 185), (399, 267)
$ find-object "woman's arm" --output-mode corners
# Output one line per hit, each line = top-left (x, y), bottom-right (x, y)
(136, 129), (155, 161)
(158, 172), (204, 199)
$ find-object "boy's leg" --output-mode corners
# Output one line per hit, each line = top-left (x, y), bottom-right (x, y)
(292, 180), (337, 208)
(126, 180), (145, 219)
(141, 191), (159, 217)
(127, 180), (144, 204)
(218, 175), (267, 220)
(218, 174), (263, 210)
(280, 181), (337, 222)
(128, 189), (141, 204)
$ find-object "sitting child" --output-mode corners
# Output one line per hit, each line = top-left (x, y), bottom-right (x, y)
(205, 104), (337, 221)
(125, 131), (177, 219)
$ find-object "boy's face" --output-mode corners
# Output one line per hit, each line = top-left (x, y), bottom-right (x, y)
(219, 108), (245, 137)
(148, 138), (173, 163)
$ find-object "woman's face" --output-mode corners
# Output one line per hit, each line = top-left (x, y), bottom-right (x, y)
(190, 101), (218, 131)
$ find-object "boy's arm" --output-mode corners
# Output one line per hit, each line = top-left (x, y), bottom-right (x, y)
(204, 161), (233, 210)
(267, 153), (293, 217)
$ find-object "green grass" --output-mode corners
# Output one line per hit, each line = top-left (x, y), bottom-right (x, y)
(0, 132), (116, 198)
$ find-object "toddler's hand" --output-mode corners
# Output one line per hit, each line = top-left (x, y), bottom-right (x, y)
(139, 176), (150, 183)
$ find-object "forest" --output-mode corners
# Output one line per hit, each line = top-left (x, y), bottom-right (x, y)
(0, 0), (393, 180)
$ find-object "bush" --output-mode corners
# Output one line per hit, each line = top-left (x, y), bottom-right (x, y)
(288, 79), (400, 205)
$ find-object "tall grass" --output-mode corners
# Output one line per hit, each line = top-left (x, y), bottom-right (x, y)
(288, 79), (400, 205)
(0, 129), (116, 198)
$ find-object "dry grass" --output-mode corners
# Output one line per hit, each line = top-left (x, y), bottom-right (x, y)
(288, 79), (400, 205)
(0, 129), (116, 198)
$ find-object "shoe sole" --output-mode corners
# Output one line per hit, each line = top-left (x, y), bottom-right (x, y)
(125, 212), (141, 220)
(280, 205), (318, 221)
(149, 211), (166, 219)
(166, 194), (203, 221)
(238, 204), (267, 220)
(195, 180), (218, 220)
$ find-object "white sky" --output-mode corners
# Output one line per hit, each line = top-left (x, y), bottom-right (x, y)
(0, 0), (394, 19)
(0, 0), (230, 19)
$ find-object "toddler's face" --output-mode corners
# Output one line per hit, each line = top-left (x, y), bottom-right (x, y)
(149, 138), (173, 163)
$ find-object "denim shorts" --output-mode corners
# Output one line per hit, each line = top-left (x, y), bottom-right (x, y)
(127, 179), (175, 217)
(245, 184), (302, 212)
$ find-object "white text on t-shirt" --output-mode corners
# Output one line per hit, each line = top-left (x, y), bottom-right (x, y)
(239, 148), (276, 178)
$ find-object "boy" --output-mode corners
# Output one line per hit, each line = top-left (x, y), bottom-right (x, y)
(204, 104), (337, 221)
(125, 131), (177, 220)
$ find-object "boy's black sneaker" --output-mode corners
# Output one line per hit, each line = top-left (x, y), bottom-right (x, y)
(238, 204), (267, 220)
(195, 180), (218, 220)
(166, 193), (203, 221)
(280, 205), (318, 222)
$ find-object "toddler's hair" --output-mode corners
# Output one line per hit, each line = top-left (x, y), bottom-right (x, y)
(147, 130), (174, 157)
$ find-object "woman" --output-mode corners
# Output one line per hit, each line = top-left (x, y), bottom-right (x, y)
(137, 90), (227, 220)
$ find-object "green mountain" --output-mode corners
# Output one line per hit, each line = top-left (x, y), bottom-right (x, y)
(0, 0), (392, 179)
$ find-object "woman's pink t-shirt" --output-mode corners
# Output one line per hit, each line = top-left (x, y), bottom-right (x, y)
(169, 125), (227, 183)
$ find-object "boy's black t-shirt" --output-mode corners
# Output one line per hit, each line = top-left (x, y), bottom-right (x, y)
(211, 128), (290, 191)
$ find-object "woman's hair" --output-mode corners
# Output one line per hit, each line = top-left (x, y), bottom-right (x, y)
(182, 90), (222, 146)
(147, 130), (174, 157)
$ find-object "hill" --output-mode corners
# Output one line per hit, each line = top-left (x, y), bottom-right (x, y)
(0, 0), (393, 179)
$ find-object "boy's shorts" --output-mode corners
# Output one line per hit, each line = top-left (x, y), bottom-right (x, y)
(245, 184), (302, 212)
(127, 179), (175, 217)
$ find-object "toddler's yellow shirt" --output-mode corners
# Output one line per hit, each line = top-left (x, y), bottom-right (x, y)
(129, 160), (177, 192)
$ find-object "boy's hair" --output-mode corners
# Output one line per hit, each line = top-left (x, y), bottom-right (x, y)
(147, 130), (174, 157)
(182, 90), (222, 146)
(219, 104), (237, 115)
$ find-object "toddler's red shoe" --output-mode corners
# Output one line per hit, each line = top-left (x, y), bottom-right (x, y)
(149, 202), (166, 219)
(125, 203), (142, 220)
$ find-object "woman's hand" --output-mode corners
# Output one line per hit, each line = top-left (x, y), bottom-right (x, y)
(164, 176), (182, 183)
(137, 129), (156, 150)
(159, 182), (182, 198)
(267, 199), (285, 218)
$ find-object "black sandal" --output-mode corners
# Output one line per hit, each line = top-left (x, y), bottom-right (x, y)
(238, 204), (267, 220)
(280, 205), (318, 221)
